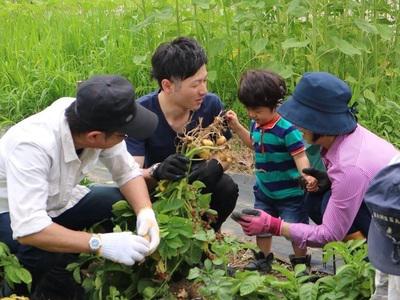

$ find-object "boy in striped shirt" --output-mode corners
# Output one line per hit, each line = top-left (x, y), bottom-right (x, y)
(226, 69), (317, 271)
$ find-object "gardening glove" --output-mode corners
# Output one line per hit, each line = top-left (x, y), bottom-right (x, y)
(152, 154), (189, 181)
(99, 232), (150, 266)
(188, 159), (224, 188)
(233, 209), (282, 236)
(136, 208), (160, 254)
(302, 168), (331, 193)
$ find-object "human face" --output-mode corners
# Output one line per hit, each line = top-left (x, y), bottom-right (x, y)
(170, 65), (208, 111)
(246, 106), (275, 126)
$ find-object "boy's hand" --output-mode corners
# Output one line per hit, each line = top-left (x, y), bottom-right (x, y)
(302, 174), (318, 192)
(302, 168), (331, 193)
(224, 110), (240, 132)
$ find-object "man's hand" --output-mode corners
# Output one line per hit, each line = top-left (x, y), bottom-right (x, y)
(136, 208), (160, 254)
(232, 209), (282, 236)
(152, 154), (189, 181)
(188, 159), (224, 187)
(99, 232), (150, 265)
(302, 168), (331, 193)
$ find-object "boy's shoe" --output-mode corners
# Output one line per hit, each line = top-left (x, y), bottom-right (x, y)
(244, 252), (274, 273)
(289, 254), (311, 275)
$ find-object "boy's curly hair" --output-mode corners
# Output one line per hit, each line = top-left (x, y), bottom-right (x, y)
(238, 69), (286, 110)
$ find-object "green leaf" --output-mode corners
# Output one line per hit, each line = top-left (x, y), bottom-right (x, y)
(193, 231), (207, 241)
(282, 38), (310, 49)
(354, 19), (378, 34)
(165, 237), (183, 249)
(142, 286), (156, 299)
(207, 38), (226, 58)
(331, 36), (361, 56)
(187, 267), (201, 280)
(132, 55), (147, 65)
(287, 0), (308, 17)
(4, 265), (21, 284)
(239, 274), (264, 295)
(0, 242), (10, 256)
(72, 266), (81, 284)
(363, 89), (376, 102)
(94, 275), (102, 290)
(207, 70), (217, 83)
(137, 278), (155, 293)
(376, 24), (394, 41)
(299, 282), (318, 300)
(250, 39), (267, 54)
(154, 196), (184, 213)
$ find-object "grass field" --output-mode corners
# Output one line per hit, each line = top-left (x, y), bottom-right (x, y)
(0, 0), (399, 145)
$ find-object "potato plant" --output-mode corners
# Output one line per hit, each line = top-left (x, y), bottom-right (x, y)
(0, 242), (31, 296)
(67, 116), (244, 299)
(188, 240), (374, 300)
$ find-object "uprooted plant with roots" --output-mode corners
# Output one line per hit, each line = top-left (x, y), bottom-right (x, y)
(66, 113), (245, 300)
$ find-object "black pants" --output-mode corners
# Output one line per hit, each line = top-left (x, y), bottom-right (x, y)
(305, 190), (371, 238)
(0, 185), (125, 299)
(202, 173), (239, 231)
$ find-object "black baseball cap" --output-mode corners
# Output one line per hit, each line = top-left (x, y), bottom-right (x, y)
(73, 75), (158, 139)
(364, 162), (400, 275)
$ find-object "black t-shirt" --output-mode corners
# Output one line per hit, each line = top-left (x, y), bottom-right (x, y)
(126, 91), (231, 167)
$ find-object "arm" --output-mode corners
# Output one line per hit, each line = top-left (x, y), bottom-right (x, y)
(225, 110), (253, 148)
(133, 155), (158, 189)
(285, 166), (369, 248)
(293, 151), (318, 191)
(119, 175), (153, 214)
(18, 223), (92, 253)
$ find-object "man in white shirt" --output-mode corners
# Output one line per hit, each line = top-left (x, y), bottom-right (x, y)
(0, 75), (160, 299)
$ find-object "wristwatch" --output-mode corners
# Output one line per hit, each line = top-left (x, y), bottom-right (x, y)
(88, 234), (102, 254)
(149, 163), (160, 179)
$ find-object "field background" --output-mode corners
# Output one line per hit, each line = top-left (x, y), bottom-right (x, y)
(1, 0), (399, 145)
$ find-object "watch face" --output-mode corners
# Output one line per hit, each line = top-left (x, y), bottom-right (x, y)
(90, 236), (101, 251)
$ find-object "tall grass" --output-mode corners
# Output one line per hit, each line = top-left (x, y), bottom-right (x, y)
(0, 0), (399, 145)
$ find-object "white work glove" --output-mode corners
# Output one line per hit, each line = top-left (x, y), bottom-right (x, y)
(99, 232), (150, 266)
(136, 208), (160, 255)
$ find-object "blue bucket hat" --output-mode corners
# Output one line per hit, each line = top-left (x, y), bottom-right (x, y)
(364, 162), (400, 275)
(278, 72), (357, 135)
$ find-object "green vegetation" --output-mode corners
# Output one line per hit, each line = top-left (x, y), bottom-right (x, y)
(189, 239), (374, 300)
(1, 0), (399, 144)
(0, 242), (32, 293)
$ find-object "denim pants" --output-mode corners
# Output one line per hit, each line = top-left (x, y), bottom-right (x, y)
(0, 184), (125, 297)
(304, 190), (371, 237)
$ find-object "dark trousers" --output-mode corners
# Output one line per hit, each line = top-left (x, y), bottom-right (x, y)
(305, 190), (371, 238)
(0, 184), (124, 299)
(202, 173), (239, 231)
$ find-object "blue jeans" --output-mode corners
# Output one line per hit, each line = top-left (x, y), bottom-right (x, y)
(0, 184), (125, 298)
(253, 186), (308, 224)
(304, 190), (371, 237)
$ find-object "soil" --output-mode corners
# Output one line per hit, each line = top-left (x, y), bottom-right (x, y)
(226, 134), (254, 175)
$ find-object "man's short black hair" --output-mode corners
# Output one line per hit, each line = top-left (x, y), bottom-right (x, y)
(238, 69), (286, 110)
(151, 37), (208, 88)
(65, 104), (104, 134)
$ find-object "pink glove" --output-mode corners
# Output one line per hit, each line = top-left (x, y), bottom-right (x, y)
(235, 209), (282, 236)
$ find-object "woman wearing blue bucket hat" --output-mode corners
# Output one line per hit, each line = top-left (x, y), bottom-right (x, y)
(234, 71), (399, 250)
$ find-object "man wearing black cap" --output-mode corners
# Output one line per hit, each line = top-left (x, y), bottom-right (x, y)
(0, 75), (160, 299)
(364, 159), (400, 299)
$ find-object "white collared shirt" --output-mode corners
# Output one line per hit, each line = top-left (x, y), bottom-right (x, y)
(0, 97), (142, 239)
